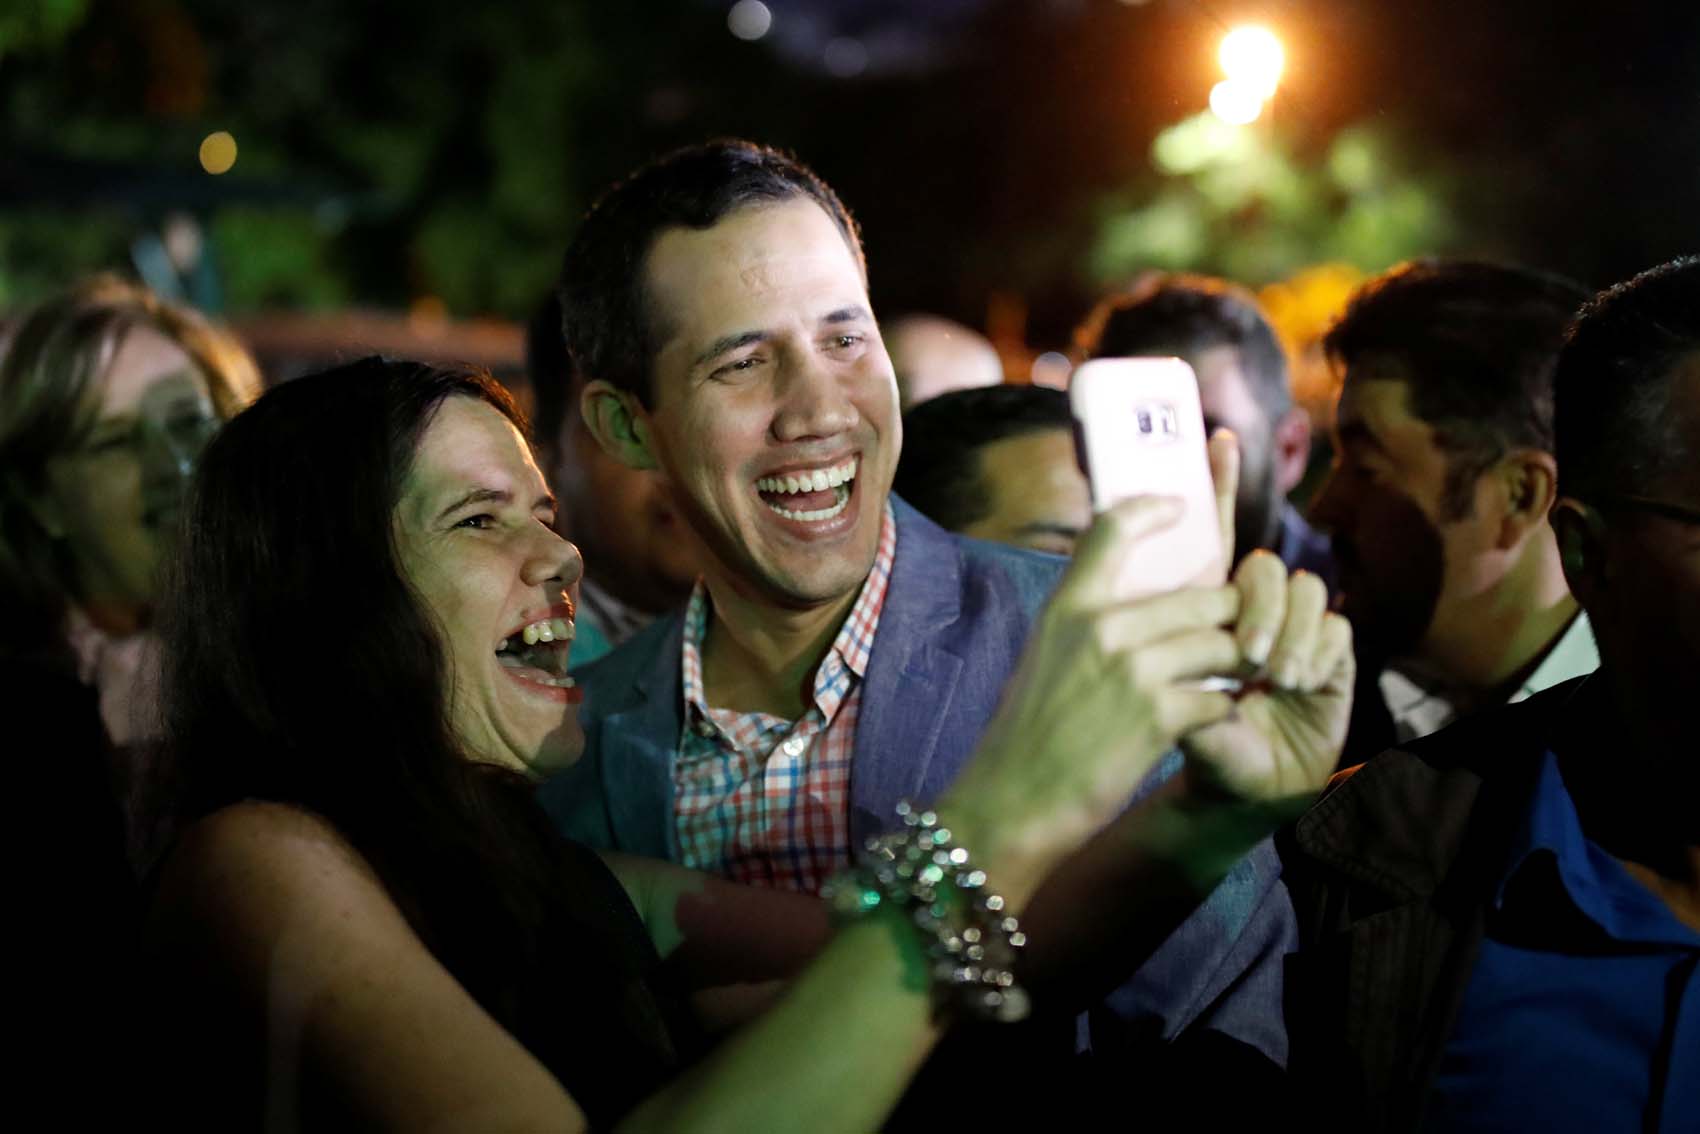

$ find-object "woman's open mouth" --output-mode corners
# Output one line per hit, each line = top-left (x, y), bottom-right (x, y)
(494, 612), (581, 701)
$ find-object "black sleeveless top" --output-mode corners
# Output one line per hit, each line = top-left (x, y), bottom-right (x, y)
(139, 807), (696, 1130)
(490, 836), (696, 1126)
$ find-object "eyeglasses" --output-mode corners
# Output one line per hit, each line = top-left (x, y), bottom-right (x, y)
(1596, 494), (1700, 527)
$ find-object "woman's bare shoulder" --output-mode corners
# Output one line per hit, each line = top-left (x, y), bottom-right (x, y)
(148, 801), (398, 962)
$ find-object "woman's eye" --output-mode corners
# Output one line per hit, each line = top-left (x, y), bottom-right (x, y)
(88, 433), (134, 454)
(455, 513), (497, 530)
(832, 334), (861, 349)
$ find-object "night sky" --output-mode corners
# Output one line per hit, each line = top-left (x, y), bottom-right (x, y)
(3, 0), (1696, 344)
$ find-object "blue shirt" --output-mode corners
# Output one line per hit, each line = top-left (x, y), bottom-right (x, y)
(1427, 752), (1700, 1133)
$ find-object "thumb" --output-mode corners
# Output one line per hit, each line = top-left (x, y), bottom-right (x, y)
(1208, 428), (1240, 565)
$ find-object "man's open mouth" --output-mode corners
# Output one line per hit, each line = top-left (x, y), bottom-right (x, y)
(755, 455), (858, 522)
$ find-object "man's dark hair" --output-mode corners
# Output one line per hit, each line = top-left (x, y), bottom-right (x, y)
(1554, 255), (1700, 503)
(1324, 259), (1590, 516)
(525, 291), (575, 455)
(556, 139), (865, 407)
(894, 384), (1073, 532)
(1077, 274), (1292, 424)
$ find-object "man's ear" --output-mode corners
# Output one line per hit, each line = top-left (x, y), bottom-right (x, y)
(1550, 496), (1606, 602)
(1271, 406), (1313, 496)
(1494, 449), (1559, 550)
(580, 380), (659, 470)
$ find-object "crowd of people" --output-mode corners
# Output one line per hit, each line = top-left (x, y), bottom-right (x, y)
(4, 138), (1694, 1131)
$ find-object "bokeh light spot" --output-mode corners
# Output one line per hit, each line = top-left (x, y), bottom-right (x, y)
(199, 131), (237, 175)
(728, 0), (772, 42)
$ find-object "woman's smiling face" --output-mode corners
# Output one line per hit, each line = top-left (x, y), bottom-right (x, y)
(392, 395), (586, 779)
(41, 325), (220, 630)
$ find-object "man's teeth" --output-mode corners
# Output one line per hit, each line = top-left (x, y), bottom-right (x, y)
(514, 616), (575, 647)
(755, 456), (858, 496)
(766, 484), (851, 523)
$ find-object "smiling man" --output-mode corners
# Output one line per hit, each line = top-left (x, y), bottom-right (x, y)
(539, 142), (1064, 892)
(536, 141), (1309, 1078)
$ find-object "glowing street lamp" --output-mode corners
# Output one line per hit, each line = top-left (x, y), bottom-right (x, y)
(1219, 26), (1284, 98)
(1210, 25), (1283, 125)
(1208, 79), (1264, 125)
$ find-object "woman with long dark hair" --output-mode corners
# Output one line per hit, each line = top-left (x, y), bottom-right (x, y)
(142, 357), (1347, 1130)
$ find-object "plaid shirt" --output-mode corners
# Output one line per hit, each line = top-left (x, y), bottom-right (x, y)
(674, 507), (897, 893)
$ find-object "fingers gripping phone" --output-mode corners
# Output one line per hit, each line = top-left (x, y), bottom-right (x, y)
(1070, 357), (1227, 600)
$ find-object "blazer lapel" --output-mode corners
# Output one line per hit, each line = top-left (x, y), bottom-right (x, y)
(849, 501), (967, 846)
(598, 614), (686, 860)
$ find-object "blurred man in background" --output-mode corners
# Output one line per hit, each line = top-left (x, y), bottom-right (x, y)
(526, 294), (697, 666)
(894, 383), (1090, 556)
(1309, 260), (1596, 760)
(886, 313), (1003, 409)
(1077, 274), (1331, 582)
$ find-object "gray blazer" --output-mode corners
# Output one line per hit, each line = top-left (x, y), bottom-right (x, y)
(539, 496), (1294, 1064)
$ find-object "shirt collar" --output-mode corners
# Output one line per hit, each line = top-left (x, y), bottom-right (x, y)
(1381, 611), (1602, 739)
(1509, 610), (1600, 704)
(1495, 747), (1699, 948)
(680, 504), (898, 721)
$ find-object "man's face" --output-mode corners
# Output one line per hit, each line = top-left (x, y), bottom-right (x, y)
(551, 413), (697, 615)
(634, 198), (899, 610)
(1310, 371), (1506, 666)
(1586, 360), (1700, 714)
(1191, 345), (1281, 558)
(959, 427), (1092, 556)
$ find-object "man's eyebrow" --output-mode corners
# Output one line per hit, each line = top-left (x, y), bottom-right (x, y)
(693, 330), (769, 369)
(821, 305), (872, 326)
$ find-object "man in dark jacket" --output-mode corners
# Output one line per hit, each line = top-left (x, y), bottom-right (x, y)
(1282, 256), (1700, 1132)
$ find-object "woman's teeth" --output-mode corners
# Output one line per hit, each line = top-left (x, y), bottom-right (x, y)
(509, 616), (574, 647)
(531, 673), (577, 689)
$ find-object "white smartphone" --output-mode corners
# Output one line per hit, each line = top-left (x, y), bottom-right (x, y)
(1070, 356), (1227, 599)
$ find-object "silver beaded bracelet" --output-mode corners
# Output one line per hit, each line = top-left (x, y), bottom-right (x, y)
(822, 800), (1031, 1023)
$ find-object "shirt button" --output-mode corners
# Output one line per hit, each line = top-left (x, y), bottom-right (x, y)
(695, 720), (715, 738)
(782, 735), (807, 757)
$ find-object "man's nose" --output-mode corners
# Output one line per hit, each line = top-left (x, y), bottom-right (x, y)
(771, 353), (858, 443)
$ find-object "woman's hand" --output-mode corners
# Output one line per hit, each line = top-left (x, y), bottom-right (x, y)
(1179, 550), (1354, 807)
(939, 495), (1246, 907)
